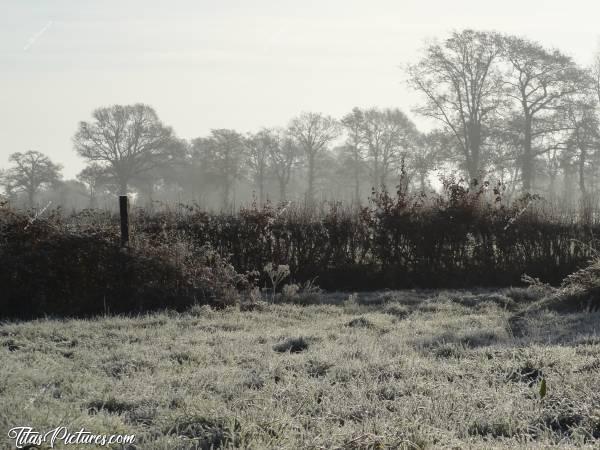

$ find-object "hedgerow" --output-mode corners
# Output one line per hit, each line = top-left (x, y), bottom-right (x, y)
(145, 179), (596, 290)
(0, 203), (254, 319)
(1, 178), (597, 318)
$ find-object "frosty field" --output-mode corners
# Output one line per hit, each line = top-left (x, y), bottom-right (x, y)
(2, 289), (599, 449)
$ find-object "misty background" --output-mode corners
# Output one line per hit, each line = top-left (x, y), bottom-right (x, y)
(1, 0), (600, 210)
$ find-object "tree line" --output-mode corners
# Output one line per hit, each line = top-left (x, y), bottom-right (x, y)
(2, 29), (600, 211)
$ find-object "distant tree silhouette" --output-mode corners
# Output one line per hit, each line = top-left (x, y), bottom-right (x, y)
(192, 129), (246, 209)
(361, 108), (419, 189)
(268, 130), (299, 202)
(77, 163), (112, 208)
(246, 129), (278, 206)
(73, 104), (175, 195)
(4, 150), (62, 207)
(289, 112), (340, 204)
(408, 30), (503, 184)
(501, 35), (586, 192)
(341, 108), (367, 202)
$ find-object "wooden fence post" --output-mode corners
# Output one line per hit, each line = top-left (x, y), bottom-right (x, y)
(119, 195), (129, 248)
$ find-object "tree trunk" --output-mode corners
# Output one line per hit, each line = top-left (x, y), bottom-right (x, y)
(144, 184), (154, 210)
(467, 121), (481, 185)
(579, 148), (587, 198)
(223, 178), (230, 210)
(522, 114), (533, 193)
(420, 172), (426, 193)
(306, 152), (315, 205)
(380, 167), (387, 190)
(563, 168), (574, 207)
(548, 173), (557, 203)
(89, 188), (97, 209)
(27, 189), (35, 208)
(119, 179), (128, 196)
(279, 179), (286, 203)
(258, 168), (265, 207)
(579, 148), (591, 224)
(354, 164), (360, 204)
(373, 158), (380, 191)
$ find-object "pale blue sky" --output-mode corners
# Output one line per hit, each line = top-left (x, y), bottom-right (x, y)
(1, 0), (599, 178)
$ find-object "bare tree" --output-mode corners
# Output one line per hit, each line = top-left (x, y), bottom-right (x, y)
(593, 48), (600, 104)
(408, 30), (503, 183)
(288, 112), (340, 204)
(341, 107), (367, 202)
(563, 94), (599, 200)
(0, 169), (16, 201)
(192, 129), (246, 209)
(268, 131), (299, 202)
(501, 36), (586, 192)
(361, 108), (418, 189)
(245, 129), (278, 206)
(486, 114), (525, 201)
(77, 163), (112, 208)
(73, 104), (175, 194)
(5, 150), (62, 207)
(412, 130), (449, 192)
(130, 139), (188, 207)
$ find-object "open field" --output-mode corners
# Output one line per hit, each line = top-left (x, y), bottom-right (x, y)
(2, 289), (600, 449)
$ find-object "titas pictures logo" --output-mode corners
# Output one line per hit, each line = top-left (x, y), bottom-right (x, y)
(7, 427), (135, 448)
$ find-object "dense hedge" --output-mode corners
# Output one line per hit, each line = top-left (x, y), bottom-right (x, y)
(2, 179), (598, 318)
(131, 181), (598, 290)
(0, 206), (252, 319)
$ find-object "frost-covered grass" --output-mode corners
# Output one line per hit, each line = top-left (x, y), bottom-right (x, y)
(1, 288), (600, 449)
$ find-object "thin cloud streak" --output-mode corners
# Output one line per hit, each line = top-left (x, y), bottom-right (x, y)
(23, 21), (53, 51)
